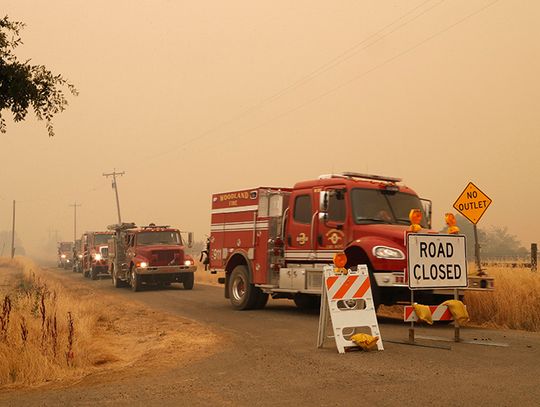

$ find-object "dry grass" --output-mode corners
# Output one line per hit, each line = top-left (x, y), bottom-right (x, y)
(378, 264), (540, 332)
(465, 265), (540, 331)
(0, 257), (218, 389)
(0, 257), (108, 386)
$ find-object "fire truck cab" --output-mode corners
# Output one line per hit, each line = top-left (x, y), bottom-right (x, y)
(107, 223), (196, 292)
(81, 231), (114, 280)
(210, 172), (439, 310)
(57, 241), (74, 269)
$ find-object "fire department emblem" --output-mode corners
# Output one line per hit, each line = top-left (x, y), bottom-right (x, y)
(326, 229), (345, 246)
(296, 233), (309, 245)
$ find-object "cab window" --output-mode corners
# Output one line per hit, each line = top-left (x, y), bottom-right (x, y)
(328, 190), (346, 222)
(293, 195), (312, 224)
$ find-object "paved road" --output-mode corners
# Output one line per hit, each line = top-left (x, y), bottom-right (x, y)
(2, 268), (540, 406)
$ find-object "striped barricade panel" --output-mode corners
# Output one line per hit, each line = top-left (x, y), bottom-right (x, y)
(320, 265), (384, 353)
(403, 305), (455, 322)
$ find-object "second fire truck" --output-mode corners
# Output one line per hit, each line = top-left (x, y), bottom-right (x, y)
(209, 172), (449, 310)
(107, 223), (196, 291)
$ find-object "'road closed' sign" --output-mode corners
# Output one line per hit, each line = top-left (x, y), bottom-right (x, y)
(407, 233), (468, 289)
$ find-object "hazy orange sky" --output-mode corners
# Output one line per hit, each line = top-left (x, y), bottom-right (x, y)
(1, 0), (539, 257)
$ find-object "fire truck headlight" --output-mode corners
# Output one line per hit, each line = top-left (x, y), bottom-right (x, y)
(184, 259), (192, 266)
(140, 262), (148, 268)
(78, 254), (83, 259)
(94, 253), (102, 261)
(373, 246), (405, 260)
(61, 254), (67, 259)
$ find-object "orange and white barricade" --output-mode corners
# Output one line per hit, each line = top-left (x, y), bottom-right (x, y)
(404, 304), (454, 323)
(317, 265), (383, 353)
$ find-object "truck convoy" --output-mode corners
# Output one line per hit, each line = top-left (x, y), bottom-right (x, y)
(57, 241), (74, 269)
(81, 231), (114, 280)
(107, 223), (196, 291)
(209, 172), (443, 310)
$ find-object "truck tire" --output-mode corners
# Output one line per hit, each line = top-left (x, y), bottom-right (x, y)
(293, 294), (320, 310)
(183, 272), (194, 290)
(90, 267), (98, 280)
(112, 266), (123, 288)
(254, 292), (269, 309)
(130, 267), (141, 292)
(229, 265), (260, 310)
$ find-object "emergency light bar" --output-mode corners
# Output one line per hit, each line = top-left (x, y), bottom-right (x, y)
(340, 172), (402, 183)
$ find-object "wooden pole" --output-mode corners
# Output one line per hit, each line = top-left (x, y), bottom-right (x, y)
(11, 200), (16, 258)
(473, 223), (484, 275)
(532, 243), (538, 272)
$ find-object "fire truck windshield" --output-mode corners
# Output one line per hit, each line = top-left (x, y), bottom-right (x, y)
(59, 243), (73, 252)
(137, 231), (182, 246)
(94, 234), (111, 246)
(351, 188), (428, 228)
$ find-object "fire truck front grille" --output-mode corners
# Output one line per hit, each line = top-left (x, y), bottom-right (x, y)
(151, 250), (182, 266)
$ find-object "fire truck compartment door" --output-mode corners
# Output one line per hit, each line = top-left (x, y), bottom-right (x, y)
(279, 268), (306, 290)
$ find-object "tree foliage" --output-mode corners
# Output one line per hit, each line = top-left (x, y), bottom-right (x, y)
(0, 16), (77, 137)
(440, 215), (527, 259)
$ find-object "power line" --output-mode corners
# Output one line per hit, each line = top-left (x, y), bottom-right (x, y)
(187, 0), (502, 153)
(141, 0), (446, 162)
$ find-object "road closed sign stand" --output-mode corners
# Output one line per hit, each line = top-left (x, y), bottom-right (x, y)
(405, 233), (468, 348)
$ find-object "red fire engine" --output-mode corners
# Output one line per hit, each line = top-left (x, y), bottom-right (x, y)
(81, 231), (114, 280)
(209, 172), (446, 310)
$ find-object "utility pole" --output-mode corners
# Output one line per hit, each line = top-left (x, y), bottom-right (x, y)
(11, 200), (16, 258)
(69, 202), (81, 242)
(103, 169), (125, 224)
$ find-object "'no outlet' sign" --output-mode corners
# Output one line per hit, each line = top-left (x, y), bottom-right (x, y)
(407, 234), (468, 289)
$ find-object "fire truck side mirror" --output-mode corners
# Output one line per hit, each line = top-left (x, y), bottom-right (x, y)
(319, 191), (329, 213)
(187, 232), (194, 248)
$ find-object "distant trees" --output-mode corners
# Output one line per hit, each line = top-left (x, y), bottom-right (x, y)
(440, 215), (527, 259)
(0, 16), (77, 137)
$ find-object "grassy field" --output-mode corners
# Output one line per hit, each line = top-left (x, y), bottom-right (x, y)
(465, 264), (540, 331)
(0, 257), (107, 386)
(0, 257), (216, 388)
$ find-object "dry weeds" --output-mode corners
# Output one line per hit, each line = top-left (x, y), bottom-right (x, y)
(0, 257), (106, 386)
(465, 265), (540, 331)
(0, 257), (217, 389)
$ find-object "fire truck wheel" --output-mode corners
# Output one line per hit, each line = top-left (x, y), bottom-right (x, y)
(293, 294), (320, 310)
(131, 268), (141, 292)
(90, 267), (98, 280)
(229, 265), (260, 310)
(254, 292), (269, 309)
(112, 267), (123, 288)
(183, 272), (194, 290)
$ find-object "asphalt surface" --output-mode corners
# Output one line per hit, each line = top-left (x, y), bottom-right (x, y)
(2, 267), (540, 406)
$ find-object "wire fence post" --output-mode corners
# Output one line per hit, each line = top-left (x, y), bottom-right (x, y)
(532, 243), (537, 272)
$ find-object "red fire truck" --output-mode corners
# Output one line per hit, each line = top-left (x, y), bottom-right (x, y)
(81, 231), (114, 280)
(209, 172), (444, 310)
(107, 223), (196, 291)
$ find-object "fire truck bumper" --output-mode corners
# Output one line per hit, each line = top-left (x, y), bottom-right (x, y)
(136, 265), (197, 275)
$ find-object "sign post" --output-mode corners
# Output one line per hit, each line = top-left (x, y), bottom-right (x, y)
(453, 182), (492, 275)
(407, 233), (468, 343)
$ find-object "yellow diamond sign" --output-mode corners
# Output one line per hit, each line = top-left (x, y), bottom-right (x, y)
(453, 182), (492, 224)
